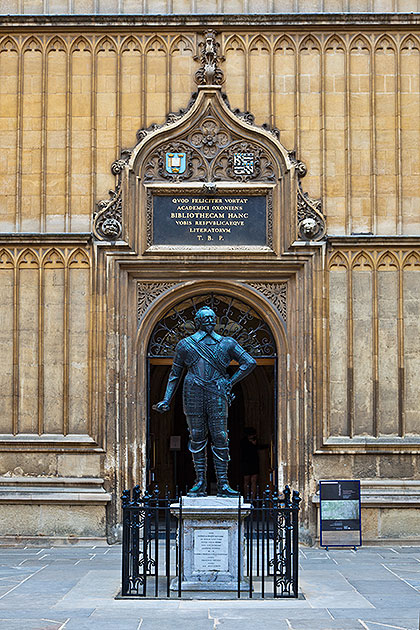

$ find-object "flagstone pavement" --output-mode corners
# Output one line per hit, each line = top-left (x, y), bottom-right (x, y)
(0, 544), (418, 630)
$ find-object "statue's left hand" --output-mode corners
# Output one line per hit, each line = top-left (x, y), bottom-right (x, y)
(218, 377), (232, 396)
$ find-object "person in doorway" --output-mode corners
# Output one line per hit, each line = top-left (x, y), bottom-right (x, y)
(153, 306), (256, 498)
(240, 426), (262, 498)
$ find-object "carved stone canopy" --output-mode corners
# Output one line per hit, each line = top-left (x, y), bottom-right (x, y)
(93, 31), (325, 246)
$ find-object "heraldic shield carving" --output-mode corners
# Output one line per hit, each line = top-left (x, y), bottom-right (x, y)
(93, 30), (325, 251)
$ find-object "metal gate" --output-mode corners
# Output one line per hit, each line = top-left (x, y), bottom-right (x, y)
(120, 485), (301, 599)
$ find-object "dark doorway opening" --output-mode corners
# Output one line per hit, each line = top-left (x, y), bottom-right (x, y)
(148, 360), (276, 496)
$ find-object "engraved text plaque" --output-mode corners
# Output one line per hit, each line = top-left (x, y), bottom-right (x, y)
(152, 194), (267, 246)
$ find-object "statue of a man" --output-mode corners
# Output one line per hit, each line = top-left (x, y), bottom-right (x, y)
(153, 306), (256, 497)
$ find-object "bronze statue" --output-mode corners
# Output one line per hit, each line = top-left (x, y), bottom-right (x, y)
(153, 306), (256, 497)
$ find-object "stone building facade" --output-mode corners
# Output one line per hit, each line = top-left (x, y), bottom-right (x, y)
(0, 2), (419, 543)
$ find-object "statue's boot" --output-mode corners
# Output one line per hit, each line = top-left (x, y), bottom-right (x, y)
(187, 448), (207, 497)
(212, 447), (240, 498)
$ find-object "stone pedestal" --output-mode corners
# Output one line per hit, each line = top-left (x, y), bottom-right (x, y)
(171, 496), (251, 591)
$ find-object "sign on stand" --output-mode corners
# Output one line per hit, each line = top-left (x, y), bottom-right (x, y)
(319, 480), (362, 549)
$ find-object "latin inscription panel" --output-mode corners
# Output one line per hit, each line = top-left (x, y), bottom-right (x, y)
(152, 194), (267, 246)
(193, 529), (229, 571)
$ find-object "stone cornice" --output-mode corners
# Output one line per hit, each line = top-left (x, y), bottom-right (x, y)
(327, 235), (420, 247)
(1, 13), (420, 30)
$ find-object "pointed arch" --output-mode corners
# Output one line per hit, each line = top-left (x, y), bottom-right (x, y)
(377, 251), (399, 270)
(324, 34), (346, 53)
(120, 35), (142, 54)
(249, 35), (271, 54)
(329, 251), (349, 270)
(0, 36), (18, 53)
(351, 251), (374, 269)
(68, 248), (90, 268)
(273, 35), (296, 54)
(17, 248), (40, 268)
(375, 35), (397, 53)
(144, 35), (168, 55)
(70, 36), (92, 54)
(46, 36), (67, 54)
(400, 35), (420, 53)
(299, 35), (321, 54)
(22, 36), (43, 54)
(42, 248), (65, 268)
(137, 280), (288, 363)
(223, 35), (246, 54)
(402, 251), (420, 268)
(170, 35), (194, 56)
(95, 35), (117, 55)
(0, 249), (14, 267)
(349, 34), (371, 53)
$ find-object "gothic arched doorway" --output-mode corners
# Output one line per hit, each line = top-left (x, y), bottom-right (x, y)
(147, 292), (279, 496)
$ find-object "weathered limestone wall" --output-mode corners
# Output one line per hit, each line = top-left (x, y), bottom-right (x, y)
(0, 24), (419, 541)
(327, 248), (420, 440)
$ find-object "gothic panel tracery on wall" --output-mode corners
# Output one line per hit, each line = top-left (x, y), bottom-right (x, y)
(327, 248), (420, 442)
(0, 245), (93, 440)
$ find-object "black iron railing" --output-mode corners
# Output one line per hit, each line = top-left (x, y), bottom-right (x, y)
(120, 485), (300, 599)
(240, 486), (301, 598)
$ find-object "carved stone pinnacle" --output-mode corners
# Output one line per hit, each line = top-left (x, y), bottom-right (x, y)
(195, 30), (224, 87)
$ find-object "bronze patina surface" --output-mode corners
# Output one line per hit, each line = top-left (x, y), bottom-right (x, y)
(154, 306), (256, 497)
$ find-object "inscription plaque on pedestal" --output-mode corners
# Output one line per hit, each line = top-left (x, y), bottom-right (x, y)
(152, 194), (268, 246)
(194, 529), (229, 571)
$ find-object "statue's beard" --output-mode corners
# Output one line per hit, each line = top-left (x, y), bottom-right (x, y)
(201, 324), (215, 334)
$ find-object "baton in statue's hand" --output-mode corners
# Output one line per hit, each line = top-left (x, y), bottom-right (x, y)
(153, 401), (170, 413)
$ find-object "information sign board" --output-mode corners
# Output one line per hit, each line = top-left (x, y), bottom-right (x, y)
(319, 480), (362, 549)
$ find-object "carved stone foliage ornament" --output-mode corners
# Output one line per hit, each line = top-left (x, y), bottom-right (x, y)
(137, 282), (180, 320)
(245, 282), (287, 323)
(93, 150), (131, 241)
(188, 117), (230, 158)
(287, 150), (325, 241)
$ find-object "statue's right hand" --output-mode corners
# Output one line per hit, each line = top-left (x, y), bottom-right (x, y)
(152, 401), (170, 414)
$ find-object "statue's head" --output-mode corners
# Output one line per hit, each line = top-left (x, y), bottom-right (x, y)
(194, 306), (217, 334)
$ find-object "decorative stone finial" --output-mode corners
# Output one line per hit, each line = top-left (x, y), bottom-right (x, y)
(195, 30), (224, 86)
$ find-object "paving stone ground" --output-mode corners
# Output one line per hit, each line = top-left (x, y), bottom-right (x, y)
(0, 544), (418, 630)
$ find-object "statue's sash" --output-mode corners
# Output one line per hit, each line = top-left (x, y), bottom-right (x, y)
(184, 336), (226, 376)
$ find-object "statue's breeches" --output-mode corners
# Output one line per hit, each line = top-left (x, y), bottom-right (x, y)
(183, 376), (229, 455)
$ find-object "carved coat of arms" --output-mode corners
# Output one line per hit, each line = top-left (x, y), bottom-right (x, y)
(233, 152), (254, 175)
(165, 152), (186, 174)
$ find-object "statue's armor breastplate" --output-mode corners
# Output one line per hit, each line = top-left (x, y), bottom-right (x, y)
(188, 336), (225, 381)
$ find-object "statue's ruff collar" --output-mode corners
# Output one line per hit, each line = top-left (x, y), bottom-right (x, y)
(192, 330), (222, 343)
